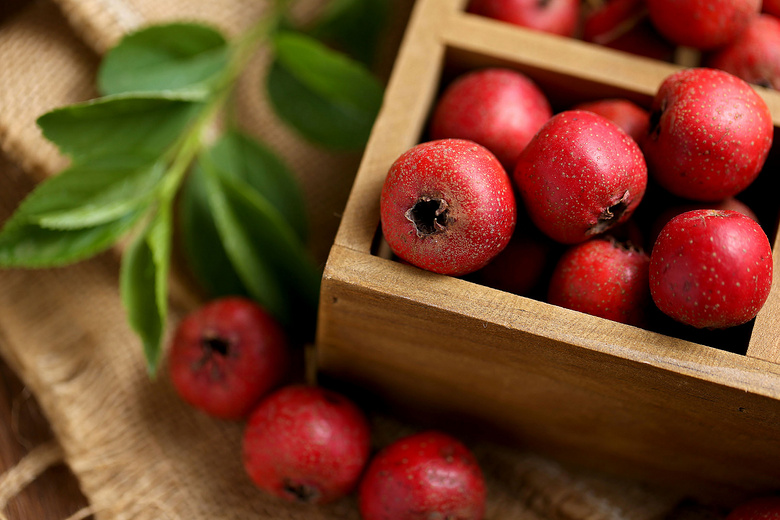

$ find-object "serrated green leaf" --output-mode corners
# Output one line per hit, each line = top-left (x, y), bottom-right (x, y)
(266, 31), (383, 149)
(200, 160), (290, 321)
(307, 0), (389, 66)
(98, 23), (230, 97)
(120, 205), (172, 376)
(12, 156), (165, 230)
(0, 209), (145, 268)
(37, 94), (203, 163)
(208, 130), (308, 240)
(179, 162), (248, 298)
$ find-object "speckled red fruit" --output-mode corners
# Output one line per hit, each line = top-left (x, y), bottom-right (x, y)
(646, 0), (760, 50)
(726, 496), (780, 520)
(242, 385), (371, 504)
(573, 98), (650, 143)
(430, 68), (552, 170)
(582, 0), (675, 61)
(548, 236), (651, 326)
(380, 139), (516, 276)
(467, 0), (580, 36)
(649, 209), (773, 329)
(641, 68), (773, 202)
(513, 110), (647, 244)
(168, 297), (289, 420)
(358, 430), (487, 520)
(706, 14), (780, 90)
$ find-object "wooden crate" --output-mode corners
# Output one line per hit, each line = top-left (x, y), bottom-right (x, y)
(315, 0), (780, 502)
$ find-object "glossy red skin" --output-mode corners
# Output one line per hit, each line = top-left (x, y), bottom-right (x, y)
(706, 14), (780, 90)
(548, 236), (651, 325)
(430, 68), (552, 171)
(764, 0), (780, 16)
(168, 297), (289, 420)
(380, 139), (517, 276)
(582, 0), (676, 61)
(649, 209), (773, 329)
(641, 68), (773, 202)
(573, 98), (650, 143)
(646, 0), (760, 50)
(726, 496), (780, 520)
(358, 430), (487, 520)
(648, 196), (759, 250)
(467, 0), (580, 36)
(513, 110), (647, 244)
(242, 385), (371, 504)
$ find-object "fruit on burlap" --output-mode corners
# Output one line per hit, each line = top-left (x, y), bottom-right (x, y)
(548, 235), (651, 326)
(513, 110), (647, 244)
(429, 68), (552, 170)
(167, 297), (289, 420)
(646, 0), (761, 50)
(726, 496), (780, 520)
(242, 385), (371, 504)
(640, 68), (773, 202)
(380, 138), (516, 276)
(649, 209), (773, 329)
(358, 430), (487, 520)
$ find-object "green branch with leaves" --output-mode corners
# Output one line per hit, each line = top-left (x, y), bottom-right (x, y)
(0, 0), (387, 375)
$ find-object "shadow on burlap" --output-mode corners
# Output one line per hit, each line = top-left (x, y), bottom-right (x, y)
(0, 1), (690, 518)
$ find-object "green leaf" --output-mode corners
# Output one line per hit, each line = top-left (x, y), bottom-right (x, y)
(208, 130), (308, 240)
(179, 162), (248, 299)
(37, 94), (203, 163)
(0, 209), (145, 268)
(266, 31), (383, 149)
(12, 156), (165, 230)
(120, 205), (172, 376)
(307, 0), (389, 66)
(98, 23), (230, 97)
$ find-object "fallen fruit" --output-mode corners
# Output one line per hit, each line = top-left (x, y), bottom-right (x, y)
(167, 296), (289, 420)
(649, 209), (773, 329)
(242, 384), (371, 504)
(380, 138), (516, 276)
(358, 430), (487, 520)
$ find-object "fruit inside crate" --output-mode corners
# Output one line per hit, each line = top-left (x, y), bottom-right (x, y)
(370, 34), (780, 359)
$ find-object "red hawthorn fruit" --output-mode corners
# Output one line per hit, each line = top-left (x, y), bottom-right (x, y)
(548, 235), (651, 326)
(513, 110), (647, 244)
(726, 496), (780, 520)
(573, 98), (650, 143)
(167, 296), (289, 420)
(466, 0), (580, 37)
(358, 430), (487, 520)
(706, 14), (780, 90)
(641, 68), (773, 202)
(649, 209), (773, 329)
(380, 138), (517, 276)
(648, 197), (759, 250)
(646, 0), (761, 50)
(473, 226), (553, 296)
(582, 0), (676, 62)
(242, 385), (371, 504)
(430, 68), (552, 171)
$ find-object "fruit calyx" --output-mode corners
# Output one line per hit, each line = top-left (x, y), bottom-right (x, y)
(283, 479), (321, 503)
(590, 191), (630, 235)
(405, 195), (453, 237)
(192, 333), (232, 378)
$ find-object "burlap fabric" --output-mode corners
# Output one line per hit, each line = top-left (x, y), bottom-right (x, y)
(0, 1), (694, 518)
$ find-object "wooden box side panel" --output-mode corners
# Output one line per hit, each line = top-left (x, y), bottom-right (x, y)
(316, 246), (780, 501)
